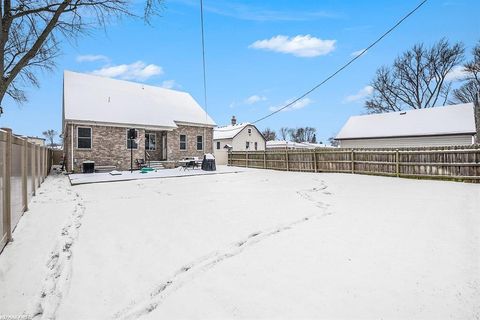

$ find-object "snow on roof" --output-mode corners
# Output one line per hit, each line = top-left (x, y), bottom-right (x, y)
(213, 123), (250, 140)
(63, 71), (216, 129)
(336, 103), (476, 140)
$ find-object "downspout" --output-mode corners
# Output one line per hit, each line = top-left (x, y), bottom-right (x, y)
(71, 123), (74, 172)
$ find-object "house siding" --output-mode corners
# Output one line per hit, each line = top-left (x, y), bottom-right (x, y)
(214, 125), (266, 165)
(166, 125), (213, 160)
(338, 134), (475, 148)
(64, 123), (213, 172)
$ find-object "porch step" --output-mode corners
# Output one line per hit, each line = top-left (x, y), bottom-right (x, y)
(148, 161), (165, 170)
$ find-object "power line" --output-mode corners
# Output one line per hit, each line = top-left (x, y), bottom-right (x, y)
(199, 0), (208, 121)
(221, 0), (428, 130)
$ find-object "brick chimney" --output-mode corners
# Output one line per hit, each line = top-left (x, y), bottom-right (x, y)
(231, 115), (237, 126)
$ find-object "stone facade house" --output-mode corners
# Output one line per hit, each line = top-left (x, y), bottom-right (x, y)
(213, 116), (266, 165)
(62, 71), (216, 172)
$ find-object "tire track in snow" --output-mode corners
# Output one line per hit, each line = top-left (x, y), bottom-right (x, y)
(31, 191), (86, 320)
(113, 181), (332, 320)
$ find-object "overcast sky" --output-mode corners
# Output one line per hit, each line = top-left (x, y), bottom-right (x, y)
(1, 0), (479, 143)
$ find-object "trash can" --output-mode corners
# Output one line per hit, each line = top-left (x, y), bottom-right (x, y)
(82, 160), (95, 173)
(201, 154), (216, 171)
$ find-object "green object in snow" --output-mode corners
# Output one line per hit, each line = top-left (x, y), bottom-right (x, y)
(140, 167), (155, 173)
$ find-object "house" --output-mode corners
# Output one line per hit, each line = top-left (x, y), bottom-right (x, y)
(62, 71), (216, 172)
(213, 116), (266, 165)
(335, 103), (477, 148)
(266, 140), (329, 150)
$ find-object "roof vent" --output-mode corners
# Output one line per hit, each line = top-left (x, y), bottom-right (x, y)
(400, 111), (407, 115)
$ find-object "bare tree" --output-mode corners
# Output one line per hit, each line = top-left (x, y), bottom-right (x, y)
(261, 128), (276, 141)
(450, 41), (480, 104)
(365, 39), (464, 113)
(287, 127), (317, 143)
(42, 128), (57, 146)
(328, 137), (339, 147)
(279, 127), (289, 140)
(464, 41), (480, 86)
(451, 80), (480, 104)
(0, 0), (162, 112)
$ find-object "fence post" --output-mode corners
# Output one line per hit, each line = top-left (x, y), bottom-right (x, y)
(2, 128), (12, 243)
(351, 149), (355, 174)
(22, 138), (28, 212)
(36, 145), (41, 188)
(31, 144), (36, 196)
(285, 148), (289, 171)
(313, 150), (318, 173)
(395, 149), (400, 177)
(263, 151), (266, 169)
(245, 150), (248, 168)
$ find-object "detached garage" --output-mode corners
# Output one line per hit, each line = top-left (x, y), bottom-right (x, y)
(335, 103), (477, 148)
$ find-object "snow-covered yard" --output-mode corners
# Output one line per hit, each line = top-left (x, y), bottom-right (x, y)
(1, 168), (479, 319)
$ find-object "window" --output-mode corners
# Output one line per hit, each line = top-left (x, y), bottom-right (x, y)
(216, 141), (221, 149)
(197, 135), (203, 150)
(126, 129), (138, 149)
(145, 133), (156, 150)
(180, 134), (187, 150)
(77, 127), (92, 149)
(246, 141), (250, 149)
(248, 128), (252, 134)
(254, 142), (258, 150)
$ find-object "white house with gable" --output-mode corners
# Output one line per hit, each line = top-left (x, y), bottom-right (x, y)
(213, 116), (266, 165)
(335, 103), (477, 148)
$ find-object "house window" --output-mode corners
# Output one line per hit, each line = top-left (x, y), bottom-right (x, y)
(246, 141), (250, 149)
(126, 129), (138, 149)
(145, 133), (156, 150)
(180, 134), (187, 150)
(197, 135), (203, 151)
(216, 141), (221, 149)
(254, 142), (258, 150)
(248, 128), (252, 134)
(77, 127), (92, 149)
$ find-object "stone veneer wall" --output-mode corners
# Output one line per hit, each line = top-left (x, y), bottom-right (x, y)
(166, 125), (213, 160)
(64, 123), (213, 172)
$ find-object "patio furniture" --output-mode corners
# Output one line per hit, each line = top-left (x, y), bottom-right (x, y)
(178, 157), (202, 170)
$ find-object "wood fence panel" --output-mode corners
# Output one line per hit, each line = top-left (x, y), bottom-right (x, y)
(0, 128), (53, 254)
(228, 145), (480, 183)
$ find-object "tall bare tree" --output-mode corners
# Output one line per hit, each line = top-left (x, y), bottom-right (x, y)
(365, 39), (464, 113)
(0, 0), (162, 112)
(279, 127), (289, 140)
(450, 41), (480, 104)
(42, 128), (57, 146)
(261, 128), (276, 141)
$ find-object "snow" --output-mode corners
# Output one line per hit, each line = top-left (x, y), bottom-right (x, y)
(0, 168), (479, 319)
(335, 103), (476, 139)
(63, 71), (216, 129)
(68, 166), (245, 185)
(213, 123), (250, 140)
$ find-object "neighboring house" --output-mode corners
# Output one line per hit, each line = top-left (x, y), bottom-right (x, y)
(63, 71), (216, 172)
(335, 103), (477, 148)
(26, 136), (46, 146)
(266, 140), (329, 150)
(213, 116), (266, 165)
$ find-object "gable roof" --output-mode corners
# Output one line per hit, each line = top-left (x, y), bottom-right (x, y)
(213, 123), (264, 140)
(63, 71), (216, 129)
(335, 103), (476, 140)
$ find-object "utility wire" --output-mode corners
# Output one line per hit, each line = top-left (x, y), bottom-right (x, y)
(220, 0), (428, 130)
(200, 0), (208, 122)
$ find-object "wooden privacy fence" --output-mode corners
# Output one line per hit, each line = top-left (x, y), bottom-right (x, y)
(1, 128), (53, 254)
(228, 145), (480, 182)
